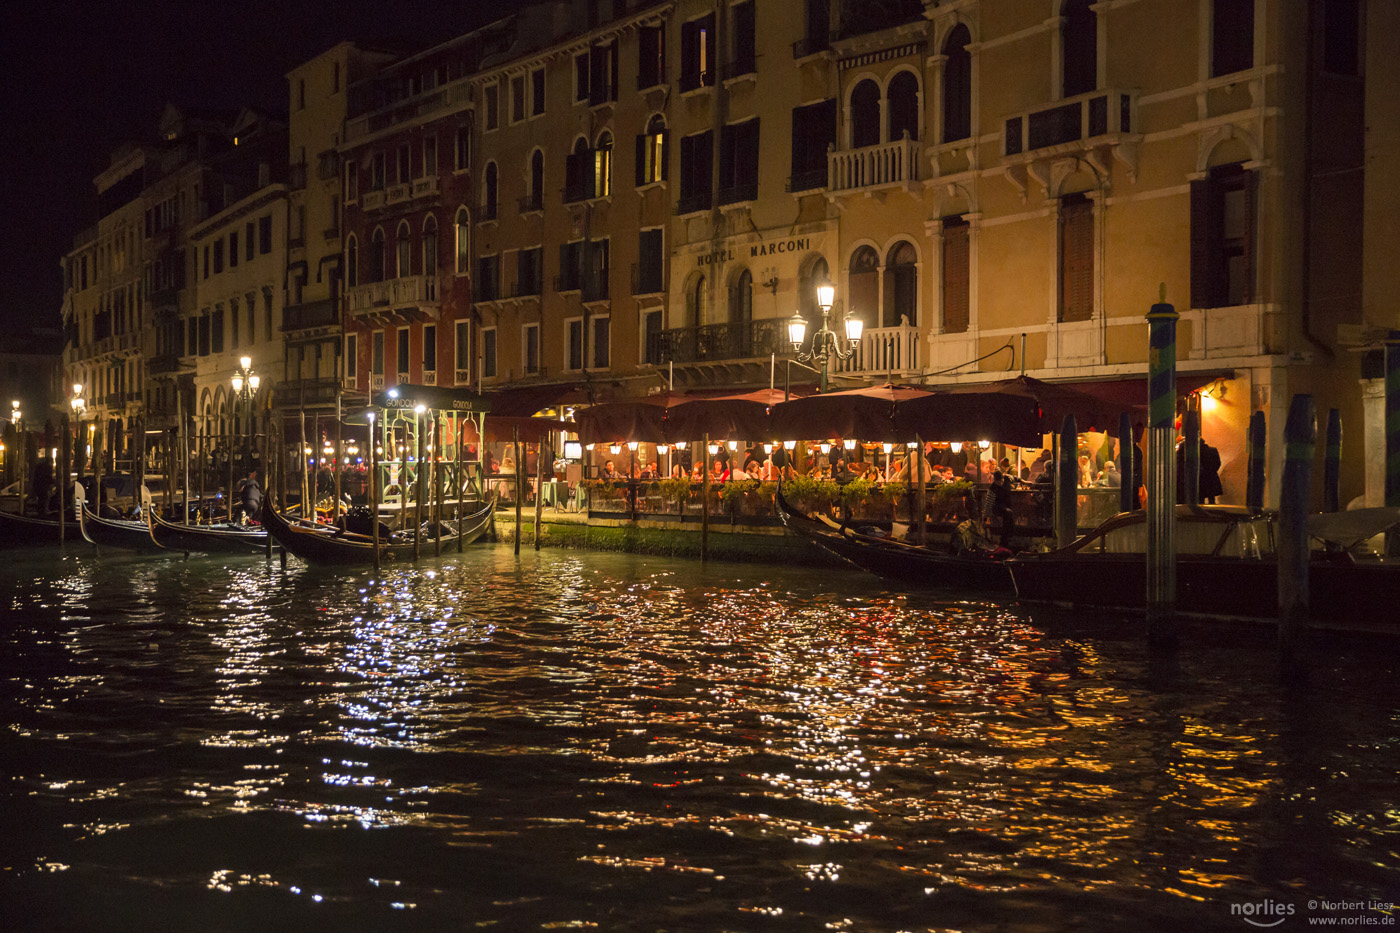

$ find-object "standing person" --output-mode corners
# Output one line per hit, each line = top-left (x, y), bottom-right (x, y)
(238, 470), (263, 523)
(1199, 438), (1223, 503)
(983, 470), (1015, 547)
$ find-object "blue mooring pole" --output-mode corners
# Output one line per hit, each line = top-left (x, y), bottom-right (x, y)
(1118, 411), (1135, 514)
(1323, 408), (1342, 514)
(1246, 411), (1266, 509)
(1145, 289), (1179, 646)
(1055, 414), (1077, 547)
(1278, 394), (1316, 659)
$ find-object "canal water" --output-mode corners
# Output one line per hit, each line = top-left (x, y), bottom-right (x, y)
(1, 543), (1396, 932)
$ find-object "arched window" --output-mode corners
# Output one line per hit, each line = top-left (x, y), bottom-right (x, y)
(396, 220), (412, 277)
(528, 150), (544, 208)
(848, 246), (879, 328)
(346, 235), (359, 288)
(454, 207), (470, 275)
(594, 131), (613, 197)
(883, 241), (917, 327)
(1062, 0), (1097, 98)
(369, 228), (386, 282)
(887, 71), (919, 141)
(729, 268), (752, 328)
(942, 25), (972, 143)
(639, 114), (667, 185)
(423, 215), (438, 278)
(483, 162), (498, 219)
(850, 79), (881, 149)
(799, 256), (830, 328)
(688, 275), (707, 328)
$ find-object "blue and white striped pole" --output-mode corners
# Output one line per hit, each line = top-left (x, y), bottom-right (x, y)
(1146, 289), (1178, 645)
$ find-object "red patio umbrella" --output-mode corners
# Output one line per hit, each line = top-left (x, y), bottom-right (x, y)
(663, 387), (797, 443)
(573, 392), (691, 445)
(769, 384), (932, 442)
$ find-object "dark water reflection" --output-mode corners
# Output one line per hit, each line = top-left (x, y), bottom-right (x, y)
(1, 544), (1396, 931)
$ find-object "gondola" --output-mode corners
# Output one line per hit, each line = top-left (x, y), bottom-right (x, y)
(775, 486), (1015, 593)
(148, 508), (269, 555)
(1007, 505), (1400, 632)
(261, 494), (495, 566)
(76, 484), (167, 553)
(0, 506), (83, 545)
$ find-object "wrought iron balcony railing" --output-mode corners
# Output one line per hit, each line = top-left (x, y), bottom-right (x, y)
(650, 318), (785, 365)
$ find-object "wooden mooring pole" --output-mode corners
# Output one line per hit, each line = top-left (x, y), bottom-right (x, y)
(1278, 394), (1316, 660)
(1145, 290), (1179, 647)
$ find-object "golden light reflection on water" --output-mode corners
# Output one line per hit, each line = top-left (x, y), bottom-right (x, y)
(2, 546), (1397, 928)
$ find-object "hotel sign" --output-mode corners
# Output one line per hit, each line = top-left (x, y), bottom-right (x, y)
(695, 236), (813, 267)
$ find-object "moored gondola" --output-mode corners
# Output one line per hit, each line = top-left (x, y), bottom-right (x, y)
(776, 486), (1014, 593)
(0, 506), (84, 545)
(147, 509), (269, 555)
(76, 484), (167, 553)
(261, 494), (495, 566)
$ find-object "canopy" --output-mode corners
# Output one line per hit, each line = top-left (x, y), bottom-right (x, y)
(939, 375), (1138, 437)
(663, 388), (794, 442)
(769, 385), (932, 442)
(370, 383), (493, 414)
(465, 416), (573, 445)
(573, 392), (691, 444)
(893, 390), (1044, 447)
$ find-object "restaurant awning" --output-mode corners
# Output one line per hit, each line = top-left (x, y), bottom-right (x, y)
(770, 385), (932, 442)
(663, 388), (798, 442)
(573, 392), (691, 444)
(369, 383), (493, 414)
(484, 383), (585, 418)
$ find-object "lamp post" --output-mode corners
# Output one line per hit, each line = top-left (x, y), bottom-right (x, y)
(230, 356), (260, 480)
(70, 383), (86, 480)
(11, 399), (23, 504)
(787, 282), (863, 393)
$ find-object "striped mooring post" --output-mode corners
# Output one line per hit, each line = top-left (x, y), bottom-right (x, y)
(1278, 394), (1316, 659)
(1145, 289), (1179, 646)
(1246, 411), (1266, 509)
(1323, 408), (1342, 514)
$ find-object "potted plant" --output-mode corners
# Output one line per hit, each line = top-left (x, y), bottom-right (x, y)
(656, 476), (692, 514)
(838, 476), (874, 517)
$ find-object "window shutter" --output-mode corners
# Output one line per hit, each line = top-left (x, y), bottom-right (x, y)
(1059, 197), (1094, 322)
(1189, 178), (1218, 309)
(942, 220), (970, 334)
(635, 134), (646, 186)
(681, 21), (697, 81)
(660, 130), (669, 181)
(1240, 170), (1256, 304)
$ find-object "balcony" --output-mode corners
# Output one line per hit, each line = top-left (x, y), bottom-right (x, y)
(346, 276), (438, 315)
(674, 191), (712, 215)
(477, 201), (499, 222)
(831, 323), (921, 377)
(828, 134), (920, 194)
(274, 376), (343, 407)
(423, 370), (436, 386)
(385, 183), (412, 206)
(518, 193), (543, 214)
(555, 271), (583, 294)
(651, 318), (786, 365)
(411, 176), (439, 199)
(512, 275), (542, 298)
(679, 69), (713, 93)
(582, 275), (610, 303)
(1003, 88), (1135, 158)
(361, 190), (385, 210)
(717, 182), (758, 207)
(786, 168), (827, 194)
(283, 298), (338, 331)
(725, 53), (756, 81)
(792, 35), (830, 59)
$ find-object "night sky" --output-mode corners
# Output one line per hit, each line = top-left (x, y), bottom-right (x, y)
(0, 0), (504, 334)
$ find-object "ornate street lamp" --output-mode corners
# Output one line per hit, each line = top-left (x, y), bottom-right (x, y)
(787, 282), (863, 393)
(230, 356), (260, 478)
(70, 384), (87, 476)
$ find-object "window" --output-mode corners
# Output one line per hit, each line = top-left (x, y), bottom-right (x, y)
(258, 215), (272, 254)
(591, 315), (610, 369)
(264, 290), (273, 338)
(231, 298), (240, 347)
(637, 115), (668, 185)
(795, 0), (830, 57)
(370, 228), (386, 282)
(636, 228), (664, 294)
(397, 143), (411, 183)
(484, 83), (499, 130)
(531, 67), (546, 116)
(245, 222), (254, 261)
(643, 309), (663, 364)
(848, 247), (879, 331)
(203, 245), (210, 279)
(517, 246), (542, 296)
(593, 132), (613, 198)
(1058, 193), (1094, 322)
(789, 100), (835, 191)
(566, 318), (584, 370)
(423, 135), (437, 175)
(345, 333), (358, 381)
(941, 217), (969, 334)
(688, 275), (708, 327)
(888, 71), (919, 141)
(1062, 0), (1097, 98)
(586, 239), (609, 301)
(397, 221), (412, 277)
(1322, 0), (1360, 75)
(559, 240), (585, 291)
(476, 254), (500, 301)
(455, 126), (470, 171)
(589, 41), (619, 105)
(523, 323), (540, 373)
(525, 149), (544, 211)
(482, 162), (498, 220)
(455, 208), (470, 274)
(212, 306), (225, 354)
(729, 269), (752, 328)
(730, 2), (756, 76)
(423, 216), (438, 277)
(942, 25), (972, 143)
(247, 294), (257, 344)
(423, 324), (437, 373)
(510, 75), (527, 123)
(565, 138), (592, 203)
(213, 239), (224, 274)
(851, 80), (880, 148)
(574, 52), (589, 103)
(639, 24), (665, 88)
(347, 235), (359, 287)
(1212, 0), (1254, 76)
(1191, 164), (1255, 309)
(455, 320), (471, 376)
(482, 327), (497, 377)
(883, 241), (918, 327)
(396, 327), (410, 381)
(678, 130), (713, 213)
(681, 14), (716, 92)
(228, 231), (239, 268)
(371, 152), (386, 189)
(718, 119), (760, 204)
